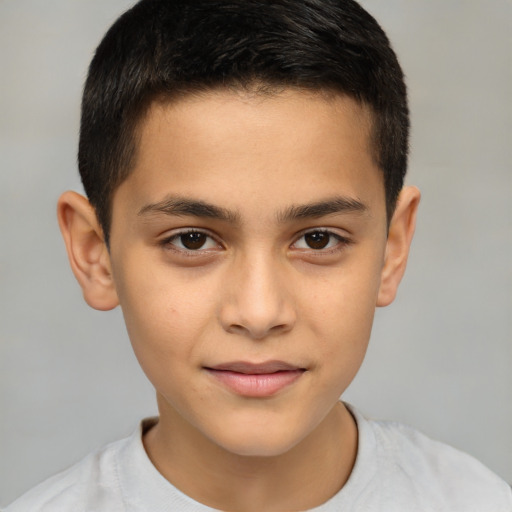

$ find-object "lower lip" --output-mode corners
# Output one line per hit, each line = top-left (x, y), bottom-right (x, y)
(206, 369), (305, 397)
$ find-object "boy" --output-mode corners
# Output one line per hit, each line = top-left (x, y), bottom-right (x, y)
(6, 0), (511, 510)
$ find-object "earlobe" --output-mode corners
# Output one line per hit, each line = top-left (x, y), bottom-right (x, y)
(377, 186), (421, 307)
(57, 191), (119, 311)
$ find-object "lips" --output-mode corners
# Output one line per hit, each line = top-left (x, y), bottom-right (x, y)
(205, 361), (306, 397)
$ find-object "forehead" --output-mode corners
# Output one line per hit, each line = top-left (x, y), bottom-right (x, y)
(115, 89), (385, 224)
(138, 88), (375, 162)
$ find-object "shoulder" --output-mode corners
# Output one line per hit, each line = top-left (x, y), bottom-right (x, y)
(4, 435), (130, 512)
(362, 412), (512, 511)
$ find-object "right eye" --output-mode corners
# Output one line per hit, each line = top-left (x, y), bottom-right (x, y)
(162, 230), (220, 252)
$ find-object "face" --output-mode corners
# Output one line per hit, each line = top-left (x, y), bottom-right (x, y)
(108, 90), (389, 456)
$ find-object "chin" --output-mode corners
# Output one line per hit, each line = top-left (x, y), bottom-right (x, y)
(210, 424), (304, 458)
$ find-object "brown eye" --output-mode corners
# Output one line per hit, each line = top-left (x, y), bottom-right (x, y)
(304, 231), (330, 249)
(162, 230), (220, 254)
(180, 232), (208, 250)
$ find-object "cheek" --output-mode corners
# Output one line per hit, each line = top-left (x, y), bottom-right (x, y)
(120, 292), (211, 406)
(113, 262), (216, 377)
(303, 254), (382, 368)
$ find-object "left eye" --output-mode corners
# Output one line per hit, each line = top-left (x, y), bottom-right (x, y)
(166, 231), (219, 251)
(293, 230), (344, 250)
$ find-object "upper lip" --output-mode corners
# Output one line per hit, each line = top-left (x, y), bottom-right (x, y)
(206, 361), (305, 374)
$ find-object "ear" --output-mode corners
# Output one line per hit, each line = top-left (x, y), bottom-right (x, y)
(377, 186), (421, 307)
(57, 191), (119, 311)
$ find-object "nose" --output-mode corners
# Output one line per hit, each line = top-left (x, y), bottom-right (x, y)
(218, 252), (296, 340)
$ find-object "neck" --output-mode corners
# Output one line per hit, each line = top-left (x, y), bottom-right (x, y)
(143, 398), (358, 512)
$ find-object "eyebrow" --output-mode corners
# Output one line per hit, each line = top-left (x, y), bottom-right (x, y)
(138, 196), (240, 223)
(277, 196), (368, 222)
(138, 194), (368, 224)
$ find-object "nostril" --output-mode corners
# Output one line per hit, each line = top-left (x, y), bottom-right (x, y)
(224, 321), (293, 340)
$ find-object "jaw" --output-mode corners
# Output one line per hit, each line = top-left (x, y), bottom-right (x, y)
(144, 396), (357, 511)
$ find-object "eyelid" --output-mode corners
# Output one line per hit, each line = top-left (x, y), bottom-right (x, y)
(290, 228), (352, 252)
(159, 227), (223, 253)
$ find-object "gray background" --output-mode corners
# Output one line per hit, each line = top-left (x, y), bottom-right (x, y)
(1, 0), (510, 506)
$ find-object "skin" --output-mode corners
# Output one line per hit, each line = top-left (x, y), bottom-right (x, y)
(58, 89), (420, 511)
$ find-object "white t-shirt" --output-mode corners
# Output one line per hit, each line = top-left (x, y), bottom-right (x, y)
(6, 406), (512, 511)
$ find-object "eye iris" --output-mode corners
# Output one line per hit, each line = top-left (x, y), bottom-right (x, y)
(305, 231), (330, 249)
(181, 232), (207, 250)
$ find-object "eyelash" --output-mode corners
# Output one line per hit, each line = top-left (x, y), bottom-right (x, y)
(160, 228), (352, 257)
(291, 229), (352, 255)
(160, 229), (222, 255)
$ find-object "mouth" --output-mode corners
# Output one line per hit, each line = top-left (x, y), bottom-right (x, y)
(204, 361), (307, 397)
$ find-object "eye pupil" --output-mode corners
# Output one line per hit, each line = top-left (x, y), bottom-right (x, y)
(305, 231), (330, 249)
(181, 232), (207, 250)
